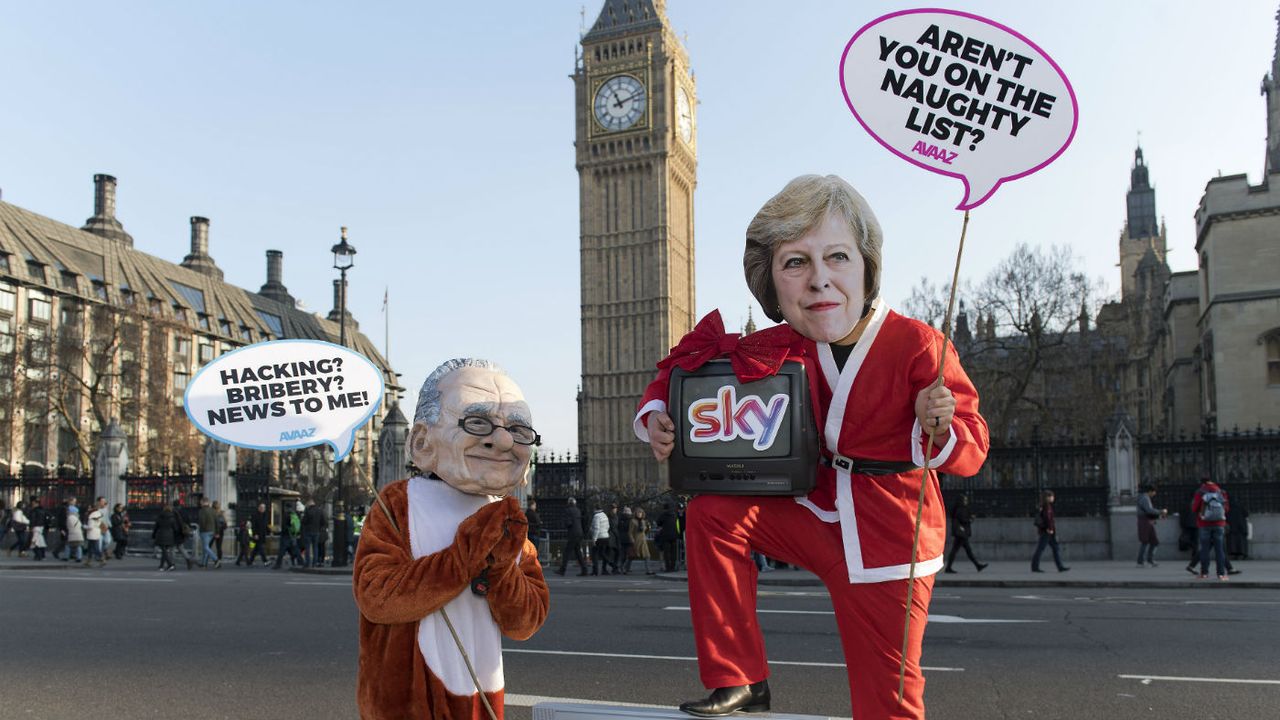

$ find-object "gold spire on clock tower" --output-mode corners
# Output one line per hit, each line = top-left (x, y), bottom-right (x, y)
(574, 0), (697, 491)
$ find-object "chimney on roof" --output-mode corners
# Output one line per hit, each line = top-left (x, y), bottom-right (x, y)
(258, 250), (295, 306)
(180, 216), (224, 280)
(81, 173), (134, 246)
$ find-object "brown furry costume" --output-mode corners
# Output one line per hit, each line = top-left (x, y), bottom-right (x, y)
(354, 479), (548, 719)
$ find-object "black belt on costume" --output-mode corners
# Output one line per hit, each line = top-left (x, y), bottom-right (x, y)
(821, 456), (919, 476)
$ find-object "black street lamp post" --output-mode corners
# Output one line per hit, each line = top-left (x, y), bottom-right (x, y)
(331, 227), (356, 565)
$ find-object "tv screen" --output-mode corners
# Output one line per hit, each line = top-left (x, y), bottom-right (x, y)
(667, 359), (818, 496)
(679, 373), (792, 458)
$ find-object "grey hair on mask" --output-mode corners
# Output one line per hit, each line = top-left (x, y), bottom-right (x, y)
(414, 358), (504, 426)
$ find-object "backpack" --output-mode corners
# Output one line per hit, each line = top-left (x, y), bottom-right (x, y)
(1199, 491), (1226, 523)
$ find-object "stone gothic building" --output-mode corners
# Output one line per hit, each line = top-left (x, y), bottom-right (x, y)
(575, 0), (697, 490)
(0, 173), (401, 499)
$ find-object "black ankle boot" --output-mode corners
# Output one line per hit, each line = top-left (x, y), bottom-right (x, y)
(679, 680), (770, 718)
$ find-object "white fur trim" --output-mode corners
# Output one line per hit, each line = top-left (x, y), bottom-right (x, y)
(910, 420), (957, 469)
(408, 477), (504, 695)
(793, 496), (840, 523)
(821, 299), (889, 451)
(633, 399), (667, 443)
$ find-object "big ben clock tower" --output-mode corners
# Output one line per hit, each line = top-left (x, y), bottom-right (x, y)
(574, 0), (697, 490)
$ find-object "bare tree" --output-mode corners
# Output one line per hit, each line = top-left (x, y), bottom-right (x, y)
(47, 304), (128, 471)
(906, 244), (1116, 443)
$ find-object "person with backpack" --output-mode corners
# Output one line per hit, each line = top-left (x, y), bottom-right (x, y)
(1192, 478), (1230, 580)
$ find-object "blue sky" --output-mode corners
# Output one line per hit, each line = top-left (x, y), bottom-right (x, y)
(1, 1), (1275, 456)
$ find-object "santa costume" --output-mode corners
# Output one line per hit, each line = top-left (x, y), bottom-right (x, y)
(635, 300), (989, 719)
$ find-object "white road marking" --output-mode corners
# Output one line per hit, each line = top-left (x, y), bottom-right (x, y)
(0, 574), (174, 583)
(285, 580), (352, 586)
(663, 607), (1042, 623)
(503, 648), (963, 672)
(504, 694), (851, 719)
(1120, 674), (1280, 686)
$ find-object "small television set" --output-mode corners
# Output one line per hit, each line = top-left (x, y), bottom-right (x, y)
(667, 358), (818, 496)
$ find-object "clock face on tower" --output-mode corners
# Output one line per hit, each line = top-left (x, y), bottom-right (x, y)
(594, 74), (646, 132)
(675, 86), (693, 144)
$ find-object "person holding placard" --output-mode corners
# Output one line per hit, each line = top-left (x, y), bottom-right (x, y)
(636, 175), (989, 719)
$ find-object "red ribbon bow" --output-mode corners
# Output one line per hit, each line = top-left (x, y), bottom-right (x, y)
(657, 310), (804, 382)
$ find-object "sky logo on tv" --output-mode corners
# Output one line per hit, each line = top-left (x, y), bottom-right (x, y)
(687, 385), (790, 451)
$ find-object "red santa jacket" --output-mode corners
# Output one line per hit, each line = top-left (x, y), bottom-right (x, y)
(635, 300), (989, 583)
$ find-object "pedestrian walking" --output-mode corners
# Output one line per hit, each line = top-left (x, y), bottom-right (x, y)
(84, 501), (107, 567)
(1135, 483), (1167, 567)
(590, 506), (611, 576)
(525, 498), (543, 551)
(197, 497), (221, 568)
(50, 499), (70, 560)
(110, 504), (130, 559)
(212, 501), (228, 562)
(944, 495), (987, 573)
(302, 498), (324, 567)
(1192, 477), (1230, 580)
(152, 504), (182, 571)
(555, 497), (588, 576)
(234, 513), (251, 566)
(249, 502), (271, 566)
(170, 501), (196, 570)
(629, 507), (653, 574)
(618, 506), (634, 574)
(656, 501), (679, 573)
(5, 500), (30, 557)
(273, 501), (304, 569)
(28, 499), (47, 561)
(1031, 490), (1069, 573)
(65, 499), (85, 563)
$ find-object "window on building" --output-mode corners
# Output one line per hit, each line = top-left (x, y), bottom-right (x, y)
(26, 325), (49, 366)
(0, 316), (13, 355)
(0, 283), (14, 314)
(174, 336), (191, 357)
(28, 292), (51, 323)
(60, 272), (78, 292)
(27, 260), (46, 283)
(199, 342), (215, 364)
(150, 297), (163, 316)
(1267, 332), (1280, 386)
(198, 314), (210, 331)
(240, 326), (252, 342)
(175, 306), (188, 323)
(95, 282), (109, 301)
(0, 253), (10, 272)
(173, 371), (190, 394)
(220, 319), (232, 336)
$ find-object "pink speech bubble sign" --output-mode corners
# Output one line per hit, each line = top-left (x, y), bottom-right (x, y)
(840, 8), (1078, 210)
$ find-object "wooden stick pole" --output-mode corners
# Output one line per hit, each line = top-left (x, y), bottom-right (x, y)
(899, 210), (970, 702)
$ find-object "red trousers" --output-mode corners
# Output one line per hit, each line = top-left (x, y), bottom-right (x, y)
(686, 494), (935, 720)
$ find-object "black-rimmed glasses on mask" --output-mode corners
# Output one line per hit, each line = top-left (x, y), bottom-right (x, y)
(457, 417), (541, 446)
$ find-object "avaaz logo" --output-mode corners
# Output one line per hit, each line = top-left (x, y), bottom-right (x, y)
(687, 385), (789, 451)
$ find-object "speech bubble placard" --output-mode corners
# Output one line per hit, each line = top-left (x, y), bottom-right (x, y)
(840, 8), (1078, 210)
(184, 339), (385, 462)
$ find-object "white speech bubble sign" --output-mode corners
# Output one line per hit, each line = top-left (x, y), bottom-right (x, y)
(840, 8), (1078, 210)
(184, 339), (385, 462)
